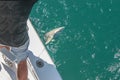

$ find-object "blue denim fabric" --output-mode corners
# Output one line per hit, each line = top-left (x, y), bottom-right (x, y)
(10, 40), (30, 63)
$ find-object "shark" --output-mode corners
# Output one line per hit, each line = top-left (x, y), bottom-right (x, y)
(44, 27), (65, 44)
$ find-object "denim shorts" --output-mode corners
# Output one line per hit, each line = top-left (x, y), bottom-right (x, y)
(10, 40), (30, 63)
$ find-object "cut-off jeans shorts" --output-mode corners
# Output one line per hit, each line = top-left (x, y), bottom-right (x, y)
(10, 40), (30, 63)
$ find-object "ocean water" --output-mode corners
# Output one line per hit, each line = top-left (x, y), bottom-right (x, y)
(30, 0), (120, 80)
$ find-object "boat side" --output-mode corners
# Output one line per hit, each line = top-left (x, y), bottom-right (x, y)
(27, 19), (62, 80)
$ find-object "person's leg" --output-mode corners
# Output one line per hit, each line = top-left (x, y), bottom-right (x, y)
(17, 59), (28, 80)
(0, 46), (10, 51)
(11, 40), (29, 80)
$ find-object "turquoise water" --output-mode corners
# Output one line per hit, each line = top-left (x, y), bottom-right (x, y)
(30, 0), (120, 80)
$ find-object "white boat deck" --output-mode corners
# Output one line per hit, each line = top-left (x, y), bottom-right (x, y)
(0, 19), (62, 80)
